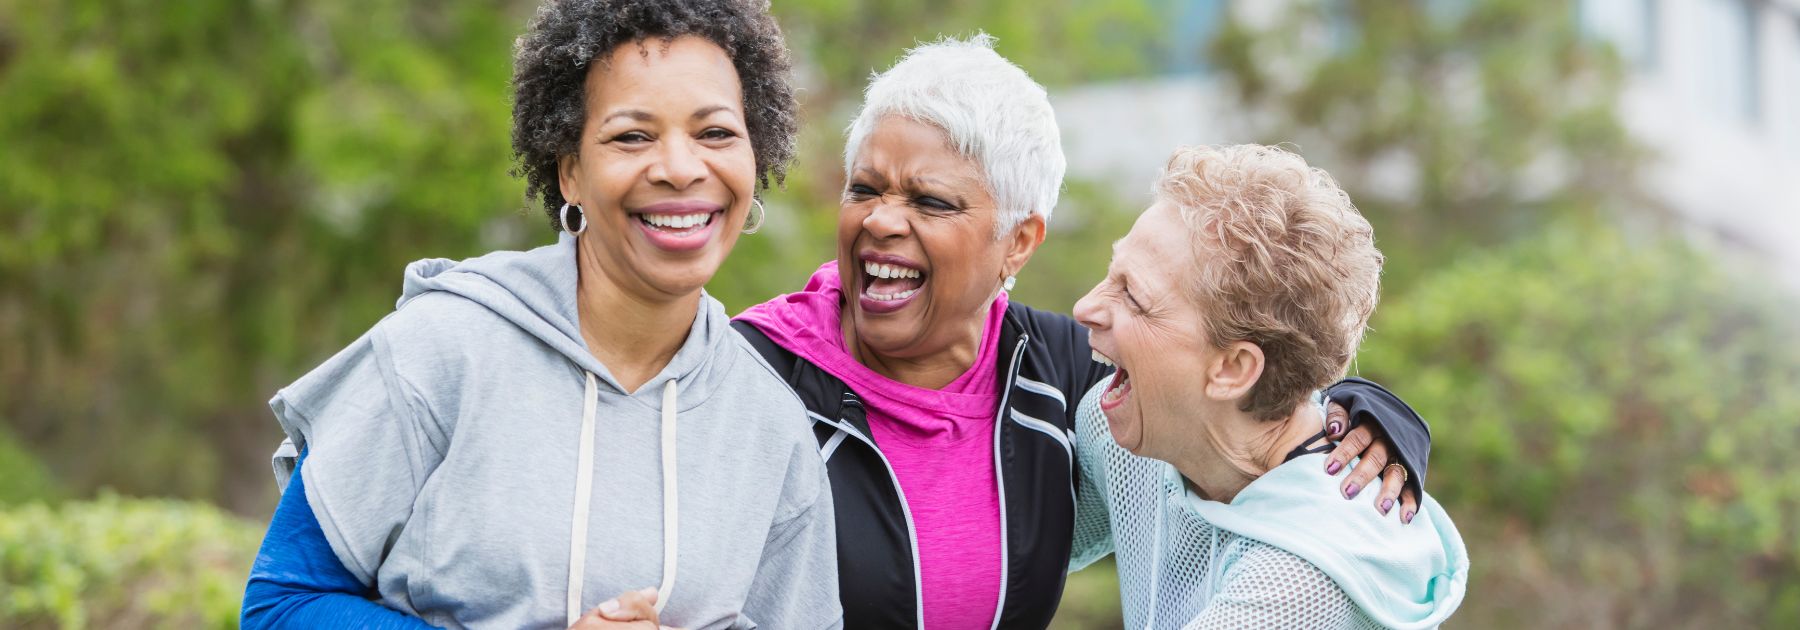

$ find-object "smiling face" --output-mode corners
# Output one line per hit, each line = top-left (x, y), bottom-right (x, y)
(837, 115), (1044, 364)
(1073, 200), (1226, 458)
(557, 35), (756, 302)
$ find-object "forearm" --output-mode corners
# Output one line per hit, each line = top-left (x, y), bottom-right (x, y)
(241, 453), (439, 630)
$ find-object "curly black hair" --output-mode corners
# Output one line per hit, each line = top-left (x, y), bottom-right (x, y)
(510, 0), (797, 230)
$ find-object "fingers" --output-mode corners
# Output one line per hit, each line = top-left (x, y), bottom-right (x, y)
(1339, 439), (1389, 501)
(1324, 402), (1350, 439)
(1374, 461), (1405, 516)
(1400, 487), (1420, 525)
(594, 588), (659, 623)
(1323, 422), (1377, 476)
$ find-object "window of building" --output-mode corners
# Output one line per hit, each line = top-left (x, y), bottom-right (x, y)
(1691, 0), (1760, 125)
(1579, 0), (1660, 70)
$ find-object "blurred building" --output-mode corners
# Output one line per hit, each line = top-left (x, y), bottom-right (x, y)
(1053, 0), (1800, 286)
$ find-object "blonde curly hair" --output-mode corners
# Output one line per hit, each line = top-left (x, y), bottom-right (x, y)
(1156, 144), (1384, 420)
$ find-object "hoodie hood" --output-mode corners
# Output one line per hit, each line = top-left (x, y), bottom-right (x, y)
(398, 231), (725, 400)
(1179, 453), (1469, 629)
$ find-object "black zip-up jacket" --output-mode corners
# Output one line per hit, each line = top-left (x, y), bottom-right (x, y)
(733, 303), (1431, 629)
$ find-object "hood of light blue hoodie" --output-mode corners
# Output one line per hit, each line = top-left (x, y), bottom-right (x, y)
(1180, 453), (1469, 629)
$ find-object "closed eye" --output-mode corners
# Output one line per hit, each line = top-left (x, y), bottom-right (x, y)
(914, 195), (956, 211)
(1119, 277), (1146, 312)
(700, 127), (737, 140)
(847, 184), (878, 198)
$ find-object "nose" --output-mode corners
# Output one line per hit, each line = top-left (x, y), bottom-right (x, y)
(649, 137), (707, 190)
(1073, 282), (1109, 333)
(860, 196), (911, 239)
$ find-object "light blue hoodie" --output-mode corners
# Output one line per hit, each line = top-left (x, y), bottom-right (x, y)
(1071, 384), (1468, 629)
(268, 234), (841, 629)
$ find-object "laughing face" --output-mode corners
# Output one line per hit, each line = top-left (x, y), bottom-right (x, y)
(556, 35), (756, 302)
(1073, 200), (1221, 459)
(837, 115), (1043, 368)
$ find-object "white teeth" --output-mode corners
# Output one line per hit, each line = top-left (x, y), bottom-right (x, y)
(862, 261), (922, 279)
(864, 287), (920, 302)
(643, 213), (711, 229)
(1092, 350), (1116, 367)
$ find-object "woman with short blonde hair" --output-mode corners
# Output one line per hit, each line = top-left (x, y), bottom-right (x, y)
(1071, 144), (1467, 629)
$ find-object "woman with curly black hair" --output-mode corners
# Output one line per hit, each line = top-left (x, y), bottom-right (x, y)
(239, 1), (839, 629)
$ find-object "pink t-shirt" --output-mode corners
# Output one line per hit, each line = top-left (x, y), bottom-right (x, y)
(736, 261), (1006, 629)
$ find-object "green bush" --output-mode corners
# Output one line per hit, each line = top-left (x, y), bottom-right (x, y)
(1357, 221), (1800, 628)
(0, 495), (261, 629)
(0, 427), (58, 506)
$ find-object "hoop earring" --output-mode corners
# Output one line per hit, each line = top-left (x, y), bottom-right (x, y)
(1003, 275), (1017, 292)
(560, 202), (587, 235)
(743, 197), (765, 235)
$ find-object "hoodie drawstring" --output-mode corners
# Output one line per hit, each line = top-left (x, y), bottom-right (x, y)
(565, 372), (681, 625)
(566, 372), (600, 624)
(655, 379), (679, 614)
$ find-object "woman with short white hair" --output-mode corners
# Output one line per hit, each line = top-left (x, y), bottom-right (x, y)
(731, 37), (1429, 628)
(1071, 144), (1468, 629)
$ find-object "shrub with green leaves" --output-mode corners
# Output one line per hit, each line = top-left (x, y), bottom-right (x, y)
(1356, 221), (1800, 628)
(0, 495), (261, 630)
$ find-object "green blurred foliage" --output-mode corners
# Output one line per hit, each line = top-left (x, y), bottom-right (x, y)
(0, 0), (538, 508)
(1356, 220), (1800, 628)
(3, 0), (1796, 628)
(0, 425), (60, 506)
(0, 494), (260, 629)
(1209, 0), (1651, 287)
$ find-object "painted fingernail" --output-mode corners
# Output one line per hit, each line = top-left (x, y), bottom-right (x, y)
(1402, 509), (1415, 524)
(599, 599), (620, 615)
(1327, 421), (1343, 435)
(1344, 482), (1360, 499)
(1380, 498), (1394, 514)
(1326, 460), (1342, 475)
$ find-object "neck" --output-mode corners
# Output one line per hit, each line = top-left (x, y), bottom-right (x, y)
(1168, 400), (1324, 503)
(840, 301), (989, 390)
(575, 239), (700, 394)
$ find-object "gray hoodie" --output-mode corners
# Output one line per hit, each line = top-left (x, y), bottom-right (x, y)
(268, 233), (841, 629)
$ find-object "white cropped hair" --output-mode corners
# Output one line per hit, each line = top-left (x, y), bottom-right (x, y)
(843, 33), (1067, 235)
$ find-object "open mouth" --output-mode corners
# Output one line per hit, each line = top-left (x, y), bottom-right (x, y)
(858, 255), (927, 314)
(631, 208), (723, 252)
(1094, 350), (1132, 411)
(636, 211), (719, 234)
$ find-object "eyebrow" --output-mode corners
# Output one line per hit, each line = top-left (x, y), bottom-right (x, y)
(689, 104), (734, 121)
(600, 105), (737, 126)
(600, 109), (654, 125)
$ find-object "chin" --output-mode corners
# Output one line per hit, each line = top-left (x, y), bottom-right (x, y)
(850, 314), (923, 355)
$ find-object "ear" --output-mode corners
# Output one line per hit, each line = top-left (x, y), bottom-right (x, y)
(1203, 340), (1265, 403)
(1001, 214), (1047, 277)
(557, 152), (582, 207)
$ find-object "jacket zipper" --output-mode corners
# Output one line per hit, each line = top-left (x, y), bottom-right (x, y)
(987, 335), (1029, 630)
(815, 408), (927, 628)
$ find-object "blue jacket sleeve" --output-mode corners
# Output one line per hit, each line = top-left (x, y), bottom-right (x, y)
(241, 453), (440, 630)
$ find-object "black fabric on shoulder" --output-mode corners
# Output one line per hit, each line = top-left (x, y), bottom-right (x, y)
(1324, 376), (1431, 497)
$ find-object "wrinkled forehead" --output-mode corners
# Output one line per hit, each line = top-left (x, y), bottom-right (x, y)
(850, 116), (991, 193)
(1113, 202), (1201, 290)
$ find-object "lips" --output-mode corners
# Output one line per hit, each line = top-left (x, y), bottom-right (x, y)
(857, 252), (927, 314)
(631, 200), (724, 252)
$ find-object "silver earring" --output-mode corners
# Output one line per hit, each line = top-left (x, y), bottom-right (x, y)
(560, 202), (586, 235)
(743, 197), (765, 235)
(1003, 275), (1017, 292)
